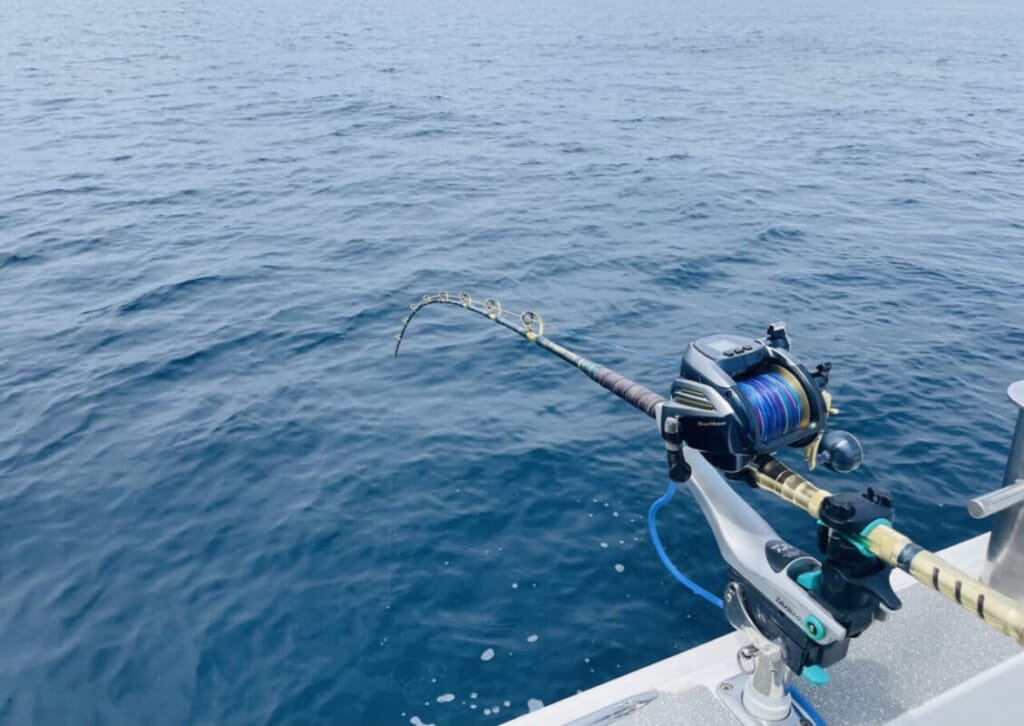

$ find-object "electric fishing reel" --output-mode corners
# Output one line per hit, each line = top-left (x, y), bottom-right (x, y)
(659, 323), (862, 474)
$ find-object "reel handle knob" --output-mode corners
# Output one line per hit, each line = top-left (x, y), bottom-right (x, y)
(818, 430), (863, 473)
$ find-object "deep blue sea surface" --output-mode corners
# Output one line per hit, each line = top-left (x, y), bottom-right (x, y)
(2, 0), (1023, 723)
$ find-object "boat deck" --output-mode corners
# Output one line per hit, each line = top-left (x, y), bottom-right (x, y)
(506, 535), (1024, 726)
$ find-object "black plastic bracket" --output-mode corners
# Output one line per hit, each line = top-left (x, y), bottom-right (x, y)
(666, 447), (692, 483)
(814, 487), (901, 636)
(819, 488), (894, 536)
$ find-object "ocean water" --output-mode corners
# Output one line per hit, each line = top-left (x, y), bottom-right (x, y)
(2, 0), (1023, 723)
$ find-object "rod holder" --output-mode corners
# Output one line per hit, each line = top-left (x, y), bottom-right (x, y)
(981, 381), (1024, 600)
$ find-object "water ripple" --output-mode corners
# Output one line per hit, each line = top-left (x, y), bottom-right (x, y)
(2, 0), (1024, 724)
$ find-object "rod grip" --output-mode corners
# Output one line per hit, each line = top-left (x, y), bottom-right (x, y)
(534, 335), (664, 419)
(867, 525), (1024, 645)
(589, 366), (664, 419)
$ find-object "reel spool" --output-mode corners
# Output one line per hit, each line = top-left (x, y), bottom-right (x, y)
(662, 323), (860, 473)
(736, 366), (812, 442)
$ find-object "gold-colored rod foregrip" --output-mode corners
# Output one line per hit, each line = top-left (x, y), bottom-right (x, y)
(753, 458), (831, 518)
(751, 459), (1024, 646)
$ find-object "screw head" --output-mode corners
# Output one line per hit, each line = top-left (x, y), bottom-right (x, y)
(720, 682), (733, 692)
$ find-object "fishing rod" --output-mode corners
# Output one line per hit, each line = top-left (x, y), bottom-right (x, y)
(395, 291), (1024, 719)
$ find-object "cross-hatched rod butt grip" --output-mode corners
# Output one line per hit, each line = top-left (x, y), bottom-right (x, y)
(866, 525), (1024, 645)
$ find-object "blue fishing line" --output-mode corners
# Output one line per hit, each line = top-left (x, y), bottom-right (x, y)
(737, 372), (804, 440)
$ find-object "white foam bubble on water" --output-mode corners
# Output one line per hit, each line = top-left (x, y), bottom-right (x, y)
(614, 563), (625, 573)
(512, 582), (518, 589)
(483, 708), (491, 715)
(492, 705), (501, 714)
(410, 716), (435, 726)
(503, 700), (511, 708)
(471, 692), (478, 699)
(528, 698), (544, 712)
(599, 542), (608, 548)
(526, 634), (538, 643)
(480, 648), (495, 661)
(470, 704), (477, 710)
(436, 693), (455, 703)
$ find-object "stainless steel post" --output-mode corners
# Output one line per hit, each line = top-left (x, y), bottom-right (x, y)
(982, 381), (1024, 599)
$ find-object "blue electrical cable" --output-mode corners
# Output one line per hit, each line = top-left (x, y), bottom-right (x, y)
(647, 481), (827, 726)
(647, 482), (723, 608)
(790, 686), (825, 726)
